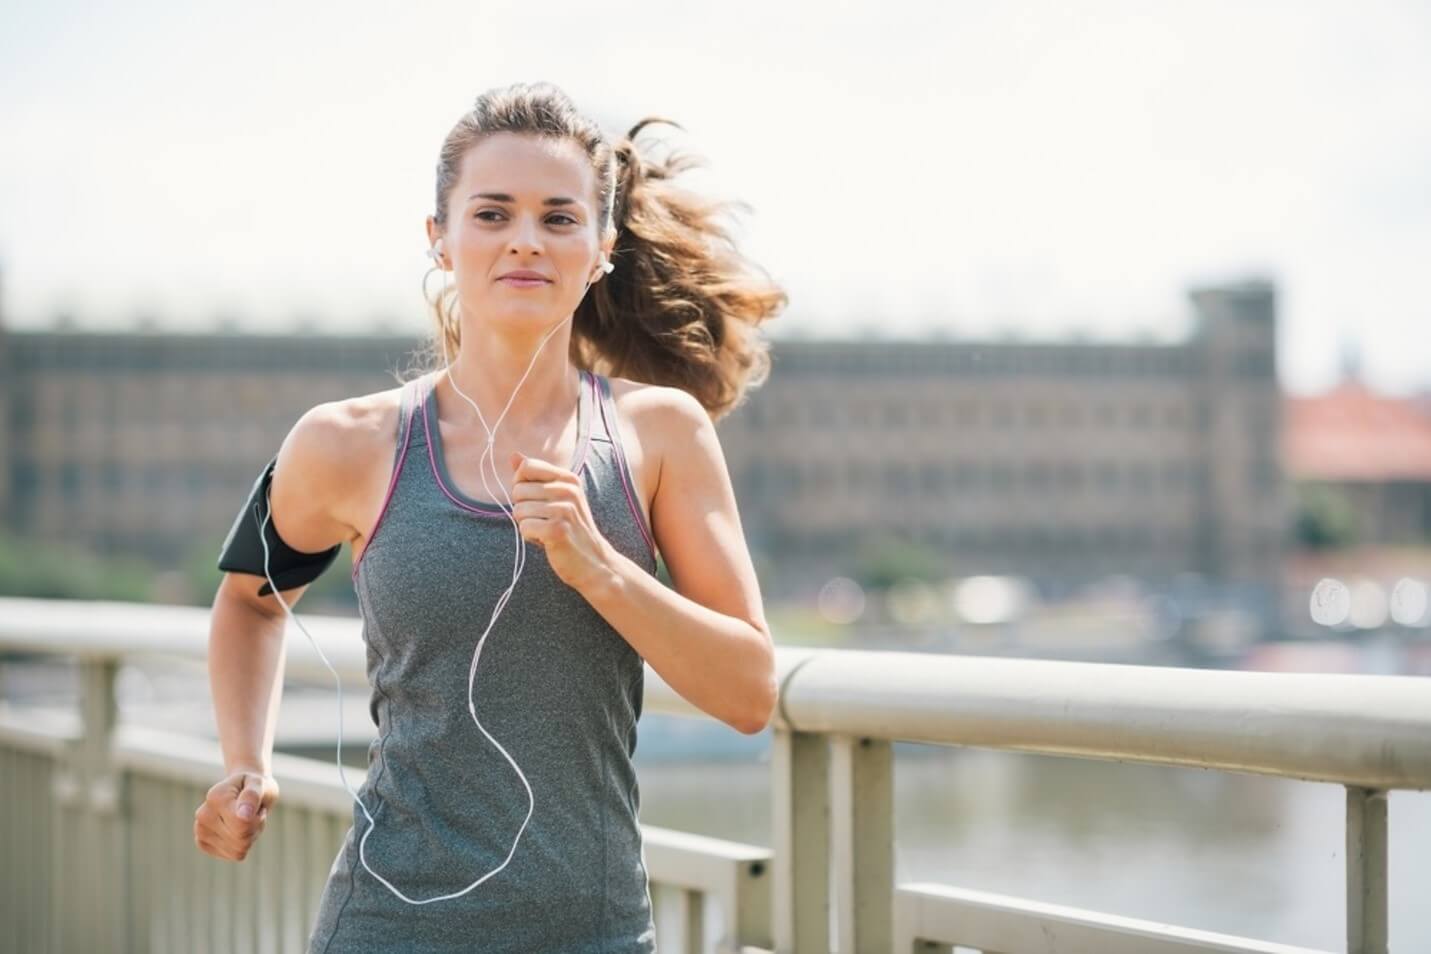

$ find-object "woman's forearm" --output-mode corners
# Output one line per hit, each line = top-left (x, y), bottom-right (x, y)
(580, 546), (776, 734)
(208, 592), (289, 775)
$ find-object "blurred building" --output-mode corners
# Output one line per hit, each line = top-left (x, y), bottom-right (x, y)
(720, 279), (1284, 598)
(1283, 350), (1431, 546)
(1, 325), (419, 564)
(2, 278), (1283, 614)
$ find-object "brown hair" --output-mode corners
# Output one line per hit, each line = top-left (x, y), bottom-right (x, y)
(413, 81), (786, 421)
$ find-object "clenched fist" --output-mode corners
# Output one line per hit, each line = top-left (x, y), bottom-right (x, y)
(509, 451), (617, 593)
(194, 768), (280, 862)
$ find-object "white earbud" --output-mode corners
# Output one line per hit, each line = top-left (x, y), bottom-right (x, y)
(427, 238), (446, 264)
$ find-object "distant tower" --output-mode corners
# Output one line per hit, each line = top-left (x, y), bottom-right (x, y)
(1189, 277), (1283, 622)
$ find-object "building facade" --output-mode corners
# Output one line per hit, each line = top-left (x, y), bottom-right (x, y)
(1, 279), (1284, 611)
(718, 279), (1283, 598)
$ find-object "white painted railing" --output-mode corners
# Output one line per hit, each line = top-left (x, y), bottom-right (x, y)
(2, 595), (1429, 953)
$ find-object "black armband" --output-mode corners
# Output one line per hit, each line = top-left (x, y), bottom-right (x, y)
(217, 454), (341, 596)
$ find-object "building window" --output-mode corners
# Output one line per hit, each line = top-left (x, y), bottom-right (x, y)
(884, 464), (913, 494)
(1129, 463), (1154, 494)
(1249, 458), (1280, 495)
(187, 464), (207, 495)
(9, 392), (34, 436)
(10, 459), (39, 497)
(920, 463), (943, 495)
(60, 461), (82, 496)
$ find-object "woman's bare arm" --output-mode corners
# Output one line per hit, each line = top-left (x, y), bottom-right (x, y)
(198, 404), (359, 860)
(208, 573), (306, 775)
(578, 385), (777, 735)
(207, 403), (355, 771)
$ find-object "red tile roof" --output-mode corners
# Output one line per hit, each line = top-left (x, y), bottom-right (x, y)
(1283, 381), (1431, 481)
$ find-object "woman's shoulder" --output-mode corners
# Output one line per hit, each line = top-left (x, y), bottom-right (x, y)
(295, 374), (430, 471)
(604, 374), (708, 428)
(327, 376), (423, 437)
(603, 375), (719, 481)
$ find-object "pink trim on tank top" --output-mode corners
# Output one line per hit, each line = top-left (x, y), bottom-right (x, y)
(596, 377), (658, 563)
(351, 379), (420, 580)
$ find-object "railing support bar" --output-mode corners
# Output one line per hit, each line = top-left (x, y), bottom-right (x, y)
(1346, 785), (1388, 954)
(831, 735), (893, 954)
(773, 728), (830, 954)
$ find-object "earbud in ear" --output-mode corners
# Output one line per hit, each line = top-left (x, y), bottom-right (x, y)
(427, 238), (446, 263)
(601, 259), (615, 274)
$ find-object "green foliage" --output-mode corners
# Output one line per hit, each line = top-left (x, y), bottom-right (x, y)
(0, 530), (153, 601)
(0, 530), (358, 611)
(847, 532), (950, 590)
(180, 535), (227, 604)
(1292, 482), (1358, 550)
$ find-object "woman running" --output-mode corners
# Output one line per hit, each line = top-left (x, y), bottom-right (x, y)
(194, 80), (787, 952)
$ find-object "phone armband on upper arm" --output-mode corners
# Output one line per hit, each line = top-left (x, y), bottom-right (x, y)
(217, 454), (341, 596)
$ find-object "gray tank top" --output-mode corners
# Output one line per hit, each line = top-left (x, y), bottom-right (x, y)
(308, 368), (659, 953)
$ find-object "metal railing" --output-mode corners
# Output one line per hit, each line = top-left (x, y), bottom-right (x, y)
(2, 595), (1429, 953)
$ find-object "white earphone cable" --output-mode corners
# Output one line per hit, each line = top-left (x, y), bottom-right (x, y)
(256, 248), (609, 905)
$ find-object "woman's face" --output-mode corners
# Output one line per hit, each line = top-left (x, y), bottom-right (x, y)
(429, 132), (610, 329)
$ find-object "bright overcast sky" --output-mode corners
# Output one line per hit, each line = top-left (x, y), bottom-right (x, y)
(2, 0), (1428, 395)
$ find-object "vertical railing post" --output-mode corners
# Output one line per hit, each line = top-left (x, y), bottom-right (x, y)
(1346, 785), (1388, 954)
(772, 727), (829, 954)
(51, 658), (126, 954)
(830, 735), (893, 954)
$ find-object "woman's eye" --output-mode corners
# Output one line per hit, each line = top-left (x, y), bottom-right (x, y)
(474, 210), (579, 226)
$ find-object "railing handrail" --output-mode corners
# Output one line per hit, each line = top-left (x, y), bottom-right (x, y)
(4, 596), (1430, 790)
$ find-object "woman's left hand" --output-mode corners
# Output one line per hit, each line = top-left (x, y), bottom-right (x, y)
(509, 452), (616, 593)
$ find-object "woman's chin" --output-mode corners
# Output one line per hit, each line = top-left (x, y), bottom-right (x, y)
(486, 305), (571, 330)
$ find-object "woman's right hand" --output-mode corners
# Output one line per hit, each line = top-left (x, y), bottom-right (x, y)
(194, 768), (281, 862)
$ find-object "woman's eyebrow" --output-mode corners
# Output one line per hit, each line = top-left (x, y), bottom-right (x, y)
(467, 192), (580, 207)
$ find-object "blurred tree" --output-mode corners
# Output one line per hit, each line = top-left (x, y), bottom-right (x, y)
(0, 530), (152, 601)
(1291, 483), (1358, 550)
(848, 532), (950, 590)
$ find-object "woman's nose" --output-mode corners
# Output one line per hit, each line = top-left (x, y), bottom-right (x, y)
(507, 214), (544, 253)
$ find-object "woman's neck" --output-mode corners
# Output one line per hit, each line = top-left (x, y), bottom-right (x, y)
(441, 321), (581, 436)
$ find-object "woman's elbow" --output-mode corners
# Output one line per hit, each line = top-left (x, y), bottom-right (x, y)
(733, 674), (778, 735)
